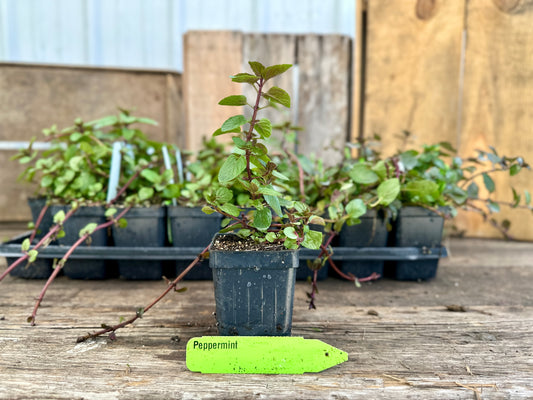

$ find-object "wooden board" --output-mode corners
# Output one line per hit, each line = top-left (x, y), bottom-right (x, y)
(357, 0), (464, 154)
(184, 32), (352, 165)
(0, 63), (182, 222)
(182, 31), (243, 151)
(453, 0), (533, 240)
(0, 238), (532, 398)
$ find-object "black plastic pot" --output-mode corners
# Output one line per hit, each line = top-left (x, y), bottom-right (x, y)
(8, 198), (55, 279)
(296, 223), (329, 281)
(336, 210), (389, 279)
(112, 206), (167, 280)
(386, 207), (444, 280)
(168, 206), (222, 280)
(50, 204), (112, 279)
(209, 234), (298, 336)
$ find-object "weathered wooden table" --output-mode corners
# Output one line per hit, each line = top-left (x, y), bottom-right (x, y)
(1, 236), (532, 399)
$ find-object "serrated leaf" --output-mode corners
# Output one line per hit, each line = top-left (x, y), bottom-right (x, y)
(215, 187), (233, 203)
(218, 154), (246, 183)
(482, 173), (495, 193)
(221, 115), (248, 132)
(218, 95), (248, 106)
(141, 169), (161, 183)
(349, 164), (379, 184)
(248, 61), (265, 77)
(220, 203), (241, 217)
(213, 126), (241, 137)
(255, 118), (272, 139)
(263, 64), (292, 81)
(264, 86), (291, 108)
(377, 178), (400, 206)
(272, 170), (289, 181)
(301, 230), (323, 250)
(257, 185), (281, 197)
(231, 73), (260, 84)
(252, 208), (272, 231)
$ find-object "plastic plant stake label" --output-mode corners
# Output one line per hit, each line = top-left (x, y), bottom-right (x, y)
(186, 336), (348, 374)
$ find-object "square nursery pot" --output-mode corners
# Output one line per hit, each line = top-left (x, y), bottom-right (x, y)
(112, 206), (167, 280)
(336, 210), (389, 280)
(386, 207), (444, 281)
(209, 233), (299, 336)
(28, 197), (54, 240)
(50, 204), (112, 279)
(168, 206), (222, 280)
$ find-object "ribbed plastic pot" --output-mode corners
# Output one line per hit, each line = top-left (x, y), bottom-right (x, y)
(50, 205), (111, 279)
(336, 210), (389, 279)
(168, 206), (222, 280)
(112, 206), (167, 280)
(387, 207), (444, 280)
(209, 234), (299, 336)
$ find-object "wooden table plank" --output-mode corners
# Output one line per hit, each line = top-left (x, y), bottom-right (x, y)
(1, 238), (532, 399)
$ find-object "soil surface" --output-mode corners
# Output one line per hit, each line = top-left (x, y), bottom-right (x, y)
(210, 233), (286, 251)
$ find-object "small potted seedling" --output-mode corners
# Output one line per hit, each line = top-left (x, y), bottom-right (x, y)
(202, 61), (324, 336)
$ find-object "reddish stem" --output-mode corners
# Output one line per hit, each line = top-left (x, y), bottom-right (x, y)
(29, 202), (50, 243)
(76, 244), (210, 343)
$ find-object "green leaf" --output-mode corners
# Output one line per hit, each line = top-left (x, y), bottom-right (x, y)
(21, 238), (31, 252)
(264, 64), (292, 81)
(141, 169), (161, 183)
(220, 203), (241, 217)
(139, 187), (154, 201)
(488, 200), (500, 213)
(265, 232), (278, 242)
(213, 126), (241, 137)
(118, 218), (128, 228)
(28, 249), (38, 263)
(221, 115), (248, 132)
(467, 182), (479, 198)
(264, 194), (282, 217)
(218, 154), (247, 183)
(257, 185), (281, 197)
(255, 118), (272, 139)
(218, 95), (248, 106)
(301, 230), (323, 250)
(345, 198), (367, 218)
(510, 164), (521, 176)
(264, 87), (291, 108)
(399, 150), (419, 170)
(215, 187), (233, 203)
(525, 190), (531, 205)
(79, 223), (98, 237)
(68, 156), (84, 172)
(482, 173), (495, 193)
(252, 208), (272, 231)
(283, 227), (298, 239)
(272, 170), (289, 181)
(201, 206), (216, 215)
(377, 178), (400, 206)
(105, 208), (117, 218)
(308, 215), (326, 226)
(231, 73), (260, 84)
(349, 164), (379, 185)
(248, 61), (265, 77)
(404, 179), (441, 203)
(53, 210), (66, 224)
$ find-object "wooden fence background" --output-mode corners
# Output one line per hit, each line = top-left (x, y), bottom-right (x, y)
(354, 0), (533, 240)
(1, 0), (532, 240)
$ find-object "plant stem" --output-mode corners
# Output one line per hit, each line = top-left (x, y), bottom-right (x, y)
(76, 244), (210, 343)
(244, 78), (265, 187)
(29, 202), (50, 243)
(28, 207), (131, 326)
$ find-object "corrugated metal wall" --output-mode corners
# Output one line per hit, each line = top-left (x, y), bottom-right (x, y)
(0, 0), (355, 71)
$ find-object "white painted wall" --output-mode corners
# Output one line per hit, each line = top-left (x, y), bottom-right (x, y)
(0, 0), (355, 71)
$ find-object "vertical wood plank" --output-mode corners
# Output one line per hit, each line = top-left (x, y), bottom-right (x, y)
(183, 31), (243, 151)
(362, 0), (464, 155)
(453, 0), (533, 240)
(352, 0), (366, 144)
(296, 34), (352, 164)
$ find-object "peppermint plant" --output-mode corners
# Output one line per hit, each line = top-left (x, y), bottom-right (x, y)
(203, 61), (323, 250)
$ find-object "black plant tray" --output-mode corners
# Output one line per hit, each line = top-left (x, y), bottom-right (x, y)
(1, 232), (447, 279)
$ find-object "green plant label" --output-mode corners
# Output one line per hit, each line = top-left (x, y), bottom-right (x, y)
(186, 336), (348, 374)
